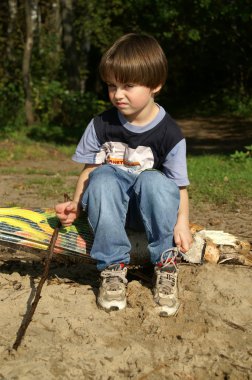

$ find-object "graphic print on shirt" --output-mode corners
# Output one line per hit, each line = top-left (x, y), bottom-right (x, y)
(95, 141), (154, 173)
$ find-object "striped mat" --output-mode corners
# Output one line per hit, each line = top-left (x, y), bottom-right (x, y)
(0, 207), (94, 260)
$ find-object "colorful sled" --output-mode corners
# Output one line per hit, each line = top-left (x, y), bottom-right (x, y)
(0, 207), (251, 266)
(0, 207), (96, 263)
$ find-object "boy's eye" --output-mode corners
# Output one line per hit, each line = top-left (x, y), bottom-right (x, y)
(107, 83), (136, 90)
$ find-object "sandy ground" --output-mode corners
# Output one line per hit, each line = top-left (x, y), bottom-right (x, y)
(0, 118), (252, 379)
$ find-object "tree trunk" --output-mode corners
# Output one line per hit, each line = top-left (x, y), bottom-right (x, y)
(54, 0), (62, 54)
(0, 0), (9, 76)
(60, 0), (80, 91)
(7, 0), (18, 62)
(22, 0), (37, 126)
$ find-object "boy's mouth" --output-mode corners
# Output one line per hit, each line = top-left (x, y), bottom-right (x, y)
(116, 102), (128, 107)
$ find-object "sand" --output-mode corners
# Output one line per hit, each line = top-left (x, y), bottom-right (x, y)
(0, 261), (251, 379)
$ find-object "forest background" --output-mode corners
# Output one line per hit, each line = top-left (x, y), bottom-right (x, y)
(0, 0), (252, 144)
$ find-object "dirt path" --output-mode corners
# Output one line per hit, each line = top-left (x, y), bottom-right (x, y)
(0, 118), (251, 379)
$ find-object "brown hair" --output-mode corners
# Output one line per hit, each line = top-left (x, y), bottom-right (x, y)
(99, 33), (168, 89)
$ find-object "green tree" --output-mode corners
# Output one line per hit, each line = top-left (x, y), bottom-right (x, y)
(0, 0), (251, 138)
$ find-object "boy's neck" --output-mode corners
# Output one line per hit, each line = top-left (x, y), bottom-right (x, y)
(123, 103), (160, 126)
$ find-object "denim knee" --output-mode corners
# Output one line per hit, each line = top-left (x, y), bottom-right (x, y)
(81, 165), (116, 208)
(87, 165), (126, 193)
(88, 165), (117, 184)
(134, 170), (179, 199)
(82, 164), (131, 210)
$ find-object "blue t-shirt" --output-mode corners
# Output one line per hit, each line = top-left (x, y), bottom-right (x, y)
(73, 105), (189, 187)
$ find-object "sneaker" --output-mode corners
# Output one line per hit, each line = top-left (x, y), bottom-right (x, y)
(153, 248), (180, 317)
(97, 263), (128, 311)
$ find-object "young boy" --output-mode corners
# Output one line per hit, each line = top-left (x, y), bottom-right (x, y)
(55, 33), (192, 317)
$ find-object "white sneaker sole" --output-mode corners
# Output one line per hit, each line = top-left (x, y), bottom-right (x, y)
(97, 297), (126, 311)
(156, 302), (180, 317)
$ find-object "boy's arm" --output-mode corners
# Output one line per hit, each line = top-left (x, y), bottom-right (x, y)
(55, 164), (100, 226)
(173, 186), (193, 253)
(72, 164), (100, 205)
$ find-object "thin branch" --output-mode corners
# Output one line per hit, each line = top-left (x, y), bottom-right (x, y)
(12, 221), (60, 350)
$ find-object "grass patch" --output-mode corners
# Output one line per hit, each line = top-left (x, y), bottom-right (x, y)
(0, 167), (55, 175)
(24, 168), (80, 176)
(0, 167), (20, 175)
(0, 136), (76, 161)
(187, 155), (252, 207)
(56, 145), (76, 156)
(23, 176), (75, 200)
(0, 167), (80, 176)
(0, 138), (51, 161)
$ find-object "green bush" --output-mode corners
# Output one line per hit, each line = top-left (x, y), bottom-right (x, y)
(27, 80), (109, 143)
(0, 81), (25, 135)
(32, 80), (66, 126)
(195, 89), (252, 117)
(222, 91), (252, 118)
(230, 145), (252, 162)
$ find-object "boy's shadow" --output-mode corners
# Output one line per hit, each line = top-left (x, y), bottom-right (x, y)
(0, 258), (153, 291)
(0, 259), (100, 288)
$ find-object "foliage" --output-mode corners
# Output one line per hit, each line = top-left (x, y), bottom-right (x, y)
(221, 92), (252, 118)
(0, 81), (25, 133)
(0, 0), (252, 136)
(191, 90), (252, 118)
(27, 80), (109, 142)
(230, 145), (252, 162)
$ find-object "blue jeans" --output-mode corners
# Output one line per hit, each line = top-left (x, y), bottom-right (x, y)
(82, 165), (180, 271)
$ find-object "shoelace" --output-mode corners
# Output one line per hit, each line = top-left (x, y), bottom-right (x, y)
(159, 247), (179, 270)
(157, 248), (179, 295)
(101, 268), (128, 291)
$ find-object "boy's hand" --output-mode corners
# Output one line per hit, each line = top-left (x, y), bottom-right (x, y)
(55, 201), (80, 227)
(174, 222), (193, 253)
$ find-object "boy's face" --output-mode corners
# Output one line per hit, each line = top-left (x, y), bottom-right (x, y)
(107, 80), (161, 125)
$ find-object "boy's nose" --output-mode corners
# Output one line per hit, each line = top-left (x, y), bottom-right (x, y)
(114, 88), (124, 99)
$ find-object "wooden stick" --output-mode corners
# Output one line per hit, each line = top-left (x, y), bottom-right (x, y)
(12, 221), (60, 350)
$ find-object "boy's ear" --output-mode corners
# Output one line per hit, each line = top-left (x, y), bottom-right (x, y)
(152, 84), (162, 95)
